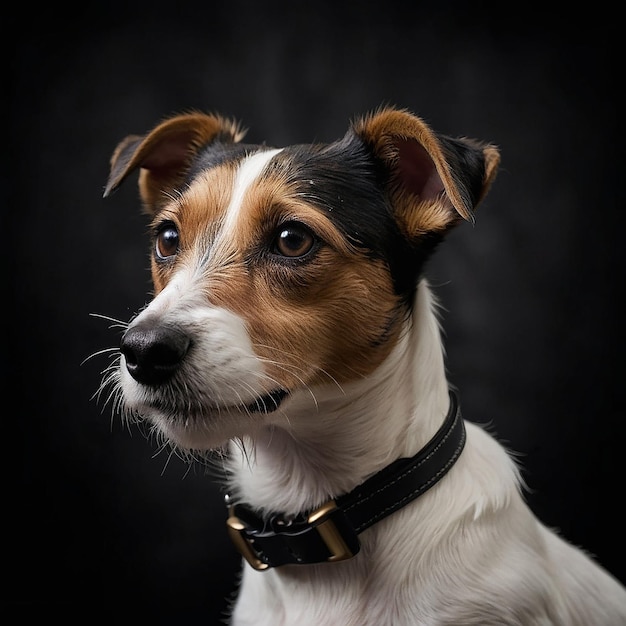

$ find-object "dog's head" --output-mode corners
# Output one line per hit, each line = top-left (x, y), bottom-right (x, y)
(104, 107), (499, 450)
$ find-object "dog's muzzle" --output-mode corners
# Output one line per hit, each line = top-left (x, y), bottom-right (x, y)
(120, 320), (190, 385)
(119, 320), (288, 415)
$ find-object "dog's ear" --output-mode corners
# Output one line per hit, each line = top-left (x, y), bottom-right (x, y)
(103, 113), (245, 212)
(352, 107), (500, 237)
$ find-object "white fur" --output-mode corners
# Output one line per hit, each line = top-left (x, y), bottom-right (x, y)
(221, 148), (283, 235)
(226, 281), (626, 625)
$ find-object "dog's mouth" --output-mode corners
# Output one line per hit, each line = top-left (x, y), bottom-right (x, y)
(123, 384), (291, 450)
(246, 388), (289, 414)
(128, 383), (290, 421)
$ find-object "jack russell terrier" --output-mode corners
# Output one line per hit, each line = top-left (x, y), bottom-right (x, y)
(101, 106), (626, 624)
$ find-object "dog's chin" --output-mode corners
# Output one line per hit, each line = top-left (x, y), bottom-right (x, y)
(130, 388), (289, 451)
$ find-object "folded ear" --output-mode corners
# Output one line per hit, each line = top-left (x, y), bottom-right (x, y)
(103, 112), (245, 212)
(352, 107), (499, 238)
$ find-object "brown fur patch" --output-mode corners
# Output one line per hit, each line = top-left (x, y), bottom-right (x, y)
(148, 163), (239, 293)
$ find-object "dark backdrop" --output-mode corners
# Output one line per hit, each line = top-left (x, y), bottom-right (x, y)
(8, 2), (623, 621)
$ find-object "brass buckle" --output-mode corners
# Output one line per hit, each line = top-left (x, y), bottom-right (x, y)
(226, 499), (357, 570)
(307, 500), (356, 562)
(226, 511), (270, 571)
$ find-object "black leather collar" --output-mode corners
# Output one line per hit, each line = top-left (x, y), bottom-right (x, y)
(225, 390), (466, 570)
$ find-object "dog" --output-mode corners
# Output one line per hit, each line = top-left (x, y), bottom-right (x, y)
(101, 106), (626, 625)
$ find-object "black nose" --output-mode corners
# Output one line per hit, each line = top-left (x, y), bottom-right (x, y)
(120, 320), (190, 385)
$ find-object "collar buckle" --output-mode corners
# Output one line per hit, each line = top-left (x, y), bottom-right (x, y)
(307, 500), (359, 562)
(226, 499), (360, 570)
(226, 509), (270, 571)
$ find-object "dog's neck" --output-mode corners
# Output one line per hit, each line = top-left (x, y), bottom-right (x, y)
(226, 279), (451, 517)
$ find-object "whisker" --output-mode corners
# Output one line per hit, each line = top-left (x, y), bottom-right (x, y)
(232, 436), (256, 469)
(158, 445), (178, 476)
(89, 312), (130, 328)
(81, 346), (119, 366)
(252, 343), (345, 394)
(252, 359), (319, 410)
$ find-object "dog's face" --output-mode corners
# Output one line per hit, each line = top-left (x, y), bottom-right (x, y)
(104, 108), (499, 450)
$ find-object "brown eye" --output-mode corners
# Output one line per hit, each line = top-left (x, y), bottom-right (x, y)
(273, 223), (315, 258)
(155, 223), (180, 259)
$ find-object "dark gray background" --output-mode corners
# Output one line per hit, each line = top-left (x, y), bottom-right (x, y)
(8, 2), (623, 621)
